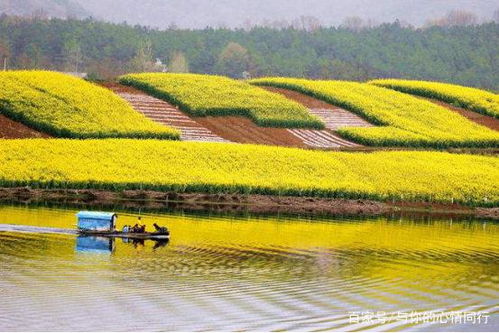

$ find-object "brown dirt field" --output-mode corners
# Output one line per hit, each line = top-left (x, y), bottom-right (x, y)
(425, 98), (499, 131)
(263, 86), (336, 109)
(100, 82), (140, 94)
(0, 114), (50, 139)
(0, 187), (496, 219)
(195, 116), (307, 147)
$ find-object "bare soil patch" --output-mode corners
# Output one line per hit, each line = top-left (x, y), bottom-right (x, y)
(195, 116), (307, 147)
(0, 114), (50, 139)
(101, 82), (140, 94)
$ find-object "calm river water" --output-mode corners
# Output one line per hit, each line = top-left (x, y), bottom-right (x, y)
(0, 205), (497, 331)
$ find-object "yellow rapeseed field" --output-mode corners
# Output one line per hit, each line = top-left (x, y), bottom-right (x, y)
(0, 139), (497, 206)
(250, 77), (499, 148)
(369, 79), (499, 118)
(119, 73), (324, 128)
(0, 70), (180, 139)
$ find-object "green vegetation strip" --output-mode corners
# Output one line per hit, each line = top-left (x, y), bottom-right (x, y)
(369, 79), (499, 118)
(119, 73), (324, 129)
(0, 139), (497, 207)
(250, 78), (499, 148)
(0, 71), (180, 139)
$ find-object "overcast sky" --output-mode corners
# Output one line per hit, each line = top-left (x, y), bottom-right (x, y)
(76, 0), (499, 29)
(1, 0), (498, 29)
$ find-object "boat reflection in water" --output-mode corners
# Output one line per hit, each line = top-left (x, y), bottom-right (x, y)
(76, 236), (169, 254)
(76, 236), (115, 254)
(121, 236), (170, 250)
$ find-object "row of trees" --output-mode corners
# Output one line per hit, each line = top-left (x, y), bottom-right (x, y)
(243, 9), (499, 31)
(0, 14), (497, 90)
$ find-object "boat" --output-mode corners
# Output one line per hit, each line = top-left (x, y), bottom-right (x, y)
(78, 230), (170, 240)
(76, 211), (170, 240)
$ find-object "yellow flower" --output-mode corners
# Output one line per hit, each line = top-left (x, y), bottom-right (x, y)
(0, 70), (180, 139)
(250, 77), (499, 148)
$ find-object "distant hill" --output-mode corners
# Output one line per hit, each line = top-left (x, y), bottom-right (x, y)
(0, 0), (89, 18)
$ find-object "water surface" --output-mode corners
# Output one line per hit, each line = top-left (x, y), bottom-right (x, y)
(0, 205), (497, 331)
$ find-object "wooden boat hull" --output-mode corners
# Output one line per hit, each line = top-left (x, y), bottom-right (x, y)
(78, 230), (170, 240)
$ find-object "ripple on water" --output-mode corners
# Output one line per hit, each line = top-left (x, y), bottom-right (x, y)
(0, 206), (498, 331)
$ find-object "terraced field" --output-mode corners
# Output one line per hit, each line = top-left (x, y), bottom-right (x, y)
(119, 73), (324, 128)
(263, 87), (370, 148)
(105, 83), (229, 143)
(369, 79), (499, 118)
(2, 71), (497, 152)
(116, 75), (361, 148)
(0, 71), (179, 139)
(251, 78), (499, 148)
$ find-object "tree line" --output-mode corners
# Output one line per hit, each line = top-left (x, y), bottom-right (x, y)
(0, 14), (497, 90)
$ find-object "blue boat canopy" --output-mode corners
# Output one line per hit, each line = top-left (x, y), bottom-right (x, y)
(77, 211), (116, 220)
(76, 211), (117, 231)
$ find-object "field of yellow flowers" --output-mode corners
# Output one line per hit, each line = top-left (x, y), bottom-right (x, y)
(0, 71), (180, 139)
(119, 73), (324, 128)
(369, 79), (499, 118)
(250, 77), (499, 148)
(0, 139), (497, 206)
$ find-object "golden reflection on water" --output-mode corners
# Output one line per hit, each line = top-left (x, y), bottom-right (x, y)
(2, 205), (498, 252)
(0, 205), (498, 331)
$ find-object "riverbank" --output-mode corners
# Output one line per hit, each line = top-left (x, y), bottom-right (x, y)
(1, 187), (497, 220)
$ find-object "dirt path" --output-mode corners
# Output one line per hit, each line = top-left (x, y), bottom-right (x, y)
(422, 98), (499, 131)
(262, 87), (371, 148)
(103, 83), (230, 143)
(0, 114), (50, 139)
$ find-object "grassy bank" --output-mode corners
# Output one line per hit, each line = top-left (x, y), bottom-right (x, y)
(0, 139), (497, 206)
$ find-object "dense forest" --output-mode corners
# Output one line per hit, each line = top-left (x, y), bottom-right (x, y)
(0, 15), (498, 90)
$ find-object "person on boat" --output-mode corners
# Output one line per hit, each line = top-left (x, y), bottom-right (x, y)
(122, 225), (130, 233)
(153, 223), (168, 234)
(134, 217), (146, 233)
(131, 223), (140, 233)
